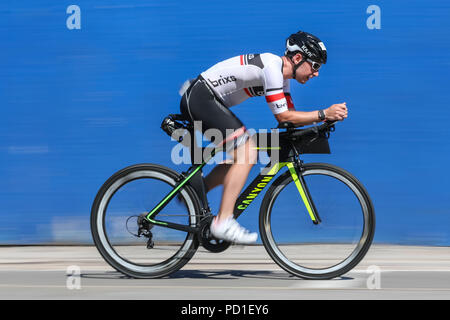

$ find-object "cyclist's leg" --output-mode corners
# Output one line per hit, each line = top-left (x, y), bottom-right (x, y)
(216, 134), (257, 222)
(180, 77), (257, 242)
(204, 161), (232, 192)
(204, 137), (258, 194)
(210, 140), (258, 244)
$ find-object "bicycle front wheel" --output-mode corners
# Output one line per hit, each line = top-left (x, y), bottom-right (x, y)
(259, 163), (375, 280)
(91, 164), (201, 278)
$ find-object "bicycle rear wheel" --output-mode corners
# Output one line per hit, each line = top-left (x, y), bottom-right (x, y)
(259, 163), (375, 280)
(91, 164), (201, 278)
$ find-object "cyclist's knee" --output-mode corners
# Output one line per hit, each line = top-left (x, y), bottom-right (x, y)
(247, 138), (258, 164)
(233, 136), (257, 165)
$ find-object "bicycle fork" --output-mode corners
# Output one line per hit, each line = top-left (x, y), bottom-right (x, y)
(287, 162), (322, 225)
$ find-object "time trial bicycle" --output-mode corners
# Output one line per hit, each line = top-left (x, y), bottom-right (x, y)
(91, 114), (375, 280)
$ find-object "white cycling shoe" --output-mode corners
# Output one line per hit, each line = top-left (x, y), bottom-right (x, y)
(210, 216), (258, 244)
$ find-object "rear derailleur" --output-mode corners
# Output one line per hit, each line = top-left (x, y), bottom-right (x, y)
(137, 214), (154, 249)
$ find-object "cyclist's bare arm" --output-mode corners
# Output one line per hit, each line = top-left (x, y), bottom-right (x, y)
(274, 103), (348, 126)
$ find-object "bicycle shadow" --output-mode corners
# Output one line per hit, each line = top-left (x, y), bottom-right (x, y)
(169, 269), (354, 281)
(80, 270), (354, 281)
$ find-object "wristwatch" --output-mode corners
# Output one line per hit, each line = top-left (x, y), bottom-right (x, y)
(318, 109), (326, 121)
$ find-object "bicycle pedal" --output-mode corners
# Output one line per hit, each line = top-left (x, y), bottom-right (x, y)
(146, 239), (154, 249)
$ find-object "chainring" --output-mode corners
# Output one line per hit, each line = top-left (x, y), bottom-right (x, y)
(199, 215), (231, 253)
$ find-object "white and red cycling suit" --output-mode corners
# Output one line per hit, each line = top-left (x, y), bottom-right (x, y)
(201, 53), (295, 113)
(180, 53), (294, 150)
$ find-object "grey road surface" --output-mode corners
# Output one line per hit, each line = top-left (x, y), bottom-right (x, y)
(0, 245), (449, 300)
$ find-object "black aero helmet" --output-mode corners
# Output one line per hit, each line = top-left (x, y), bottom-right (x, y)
(285, 31), (327, 64)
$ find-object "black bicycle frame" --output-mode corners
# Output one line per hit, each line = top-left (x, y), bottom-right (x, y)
(145, 140), (322, 233)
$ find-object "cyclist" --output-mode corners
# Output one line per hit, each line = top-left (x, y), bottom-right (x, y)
(179, 30), (348, 244)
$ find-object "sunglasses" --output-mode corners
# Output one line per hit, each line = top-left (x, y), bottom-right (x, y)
(306, 58), (322, 71)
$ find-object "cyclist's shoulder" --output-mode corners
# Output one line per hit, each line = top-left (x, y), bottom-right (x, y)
(258, 53), (283, 73)
(260, 52), (282, 60)
(211, 53), (281, 67)
(241, 53), (281, 65)
(259, 52), (282, 65)
(258, 53), (283, 83)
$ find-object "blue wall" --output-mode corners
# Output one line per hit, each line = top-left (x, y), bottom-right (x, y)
(1, 0), (449, 245)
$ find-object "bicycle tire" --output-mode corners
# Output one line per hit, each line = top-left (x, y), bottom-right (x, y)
(259, 163), (375, 280)
(91, 164), (201, 278)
